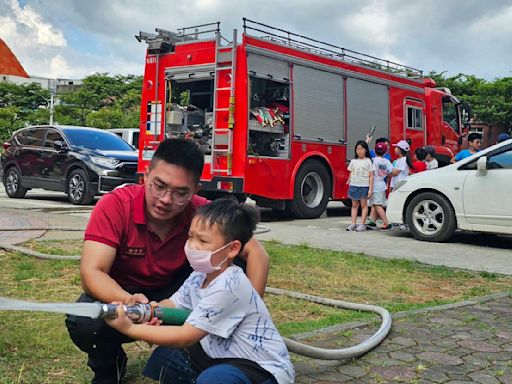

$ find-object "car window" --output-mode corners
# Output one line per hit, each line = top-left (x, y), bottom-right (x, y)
(44, 130), (65, 148)
(487, 148), (512, 169)
(21, 128), (46, 147)
(63, 129), (134, 151)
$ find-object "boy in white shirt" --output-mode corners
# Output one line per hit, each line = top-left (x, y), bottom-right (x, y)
(424, 146), (438, 170)
(369, 142), (393, 230)
(107, 199), (294, 384)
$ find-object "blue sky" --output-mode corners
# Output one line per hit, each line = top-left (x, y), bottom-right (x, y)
(1, 0), (512, 80)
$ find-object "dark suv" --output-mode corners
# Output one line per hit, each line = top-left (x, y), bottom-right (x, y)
(1, 125), (138, 205)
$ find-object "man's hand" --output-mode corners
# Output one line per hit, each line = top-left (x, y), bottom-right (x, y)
(124, 293), (149, 305)
(105, 302), (134, 333)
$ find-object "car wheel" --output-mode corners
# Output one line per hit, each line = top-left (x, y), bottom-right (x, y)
(67, 169), (94, 205)
(286, 159), (331, 219)
(405, 192), (456, 242)
(3, 166), (28, 198)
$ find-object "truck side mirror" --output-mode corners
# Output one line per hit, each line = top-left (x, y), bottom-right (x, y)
(476, 156), (487, 175)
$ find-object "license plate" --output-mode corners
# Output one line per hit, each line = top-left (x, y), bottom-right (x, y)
(142, 150), (155, 161)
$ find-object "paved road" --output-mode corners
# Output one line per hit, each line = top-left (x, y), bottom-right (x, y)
(0, 186), (511, 274)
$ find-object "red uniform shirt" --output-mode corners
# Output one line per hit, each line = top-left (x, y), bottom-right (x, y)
(84, 184), (209, 290)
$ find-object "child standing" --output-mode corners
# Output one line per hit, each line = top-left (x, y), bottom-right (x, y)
(411, 147), (427, 173)
(451, 132), (482, 163)
(369, 142), (393, 230)
(107, 199), (294, 384)
(424, 146), (438, 170)
(390, 140), (412, 189)
(346, 140), (375, 231)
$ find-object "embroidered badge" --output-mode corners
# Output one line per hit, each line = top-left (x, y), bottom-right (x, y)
(123, 247), (146, 257)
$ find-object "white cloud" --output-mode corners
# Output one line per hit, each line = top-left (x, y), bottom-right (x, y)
(1, 0), (512, 80)
(341, 1), (396, 47)
(8, 0), (66, 47)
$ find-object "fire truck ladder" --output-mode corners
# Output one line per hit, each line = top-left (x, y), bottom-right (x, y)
(211, 29), (237, 175)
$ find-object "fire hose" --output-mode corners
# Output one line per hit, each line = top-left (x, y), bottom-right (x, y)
(0, 225), (392, 360)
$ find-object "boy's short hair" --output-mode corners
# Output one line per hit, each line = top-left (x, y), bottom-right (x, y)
(375, 137), (389, 144)
(467, 132), (482, 143)
(196, 199), (259, 248)
(424, 146), (435, 157)
(415, 147), (427, 161)
(150, 139), (204, 182)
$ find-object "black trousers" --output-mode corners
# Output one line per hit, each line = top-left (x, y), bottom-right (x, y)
(65, 268), (190, 372)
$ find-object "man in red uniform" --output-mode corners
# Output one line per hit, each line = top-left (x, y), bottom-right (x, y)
(66, 139), (269, 384)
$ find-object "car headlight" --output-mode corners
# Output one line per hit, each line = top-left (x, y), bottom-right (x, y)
(91, 156), (120, 168)
(393, 180), (407, 191)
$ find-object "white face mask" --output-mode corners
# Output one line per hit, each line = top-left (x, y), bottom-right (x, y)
(184, 240), (231, 274)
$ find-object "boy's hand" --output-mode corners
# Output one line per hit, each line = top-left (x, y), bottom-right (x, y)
(104, 302), (134, 333)
(368, 190), (373, 198)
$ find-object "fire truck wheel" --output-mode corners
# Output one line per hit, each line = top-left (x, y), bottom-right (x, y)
(405, 192), (456, 242)
(287, 160), (331, 219)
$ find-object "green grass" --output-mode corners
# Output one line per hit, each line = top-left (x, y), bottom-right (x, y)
(0, 239), (511, 383)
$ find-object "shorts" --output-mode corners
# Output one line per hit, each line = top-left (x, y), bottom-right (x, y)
(348, 185), (369, 200)
(369, 190), (387, 206)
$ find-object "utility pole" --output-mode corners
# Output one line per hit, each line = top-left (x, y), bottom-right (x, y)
(49, 88), (55, 125)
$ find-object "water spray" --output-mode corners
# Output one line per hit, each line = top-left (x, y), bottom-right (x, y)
(0, 297), (190, 325)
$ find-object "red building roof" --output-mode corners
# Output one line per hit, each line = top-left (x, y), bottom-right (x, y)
(0, 38), (29, 78)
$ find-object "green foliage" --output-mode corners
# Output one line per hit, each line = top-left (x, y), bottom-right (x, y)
(428, 72), (512, 127)
(0, 74), (142, 140)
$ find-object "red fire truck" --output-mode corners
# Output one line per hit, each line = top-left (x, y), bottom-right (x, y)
(136, 19), (464, 218)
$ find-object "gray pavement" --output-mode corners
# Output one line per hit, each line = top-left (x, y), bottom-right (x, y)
(255, 203), (512, 276)
(293, 293), (512, 384)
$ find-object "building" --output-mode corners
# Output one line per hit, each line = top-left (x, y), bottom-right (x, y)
(0, 38), (82, 91)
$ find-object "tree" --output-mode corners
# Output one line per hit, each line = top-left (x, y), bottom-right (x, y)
(428, 72), (512, 128)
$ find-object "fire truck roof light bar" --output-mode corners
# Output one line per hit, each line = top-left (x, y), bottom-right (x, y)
(242, 17), (422, 78)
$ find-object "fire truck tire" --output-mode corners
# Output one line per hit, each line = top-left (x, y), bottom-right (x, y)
(287, 160), (331, 219)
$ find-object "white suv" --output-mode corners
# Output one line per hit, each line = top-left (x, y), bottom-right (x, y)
(387, 139), (512, 242)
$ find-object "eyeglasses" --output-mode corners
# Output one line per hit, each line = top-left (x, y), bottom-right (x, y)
(149, 183), (191, 205)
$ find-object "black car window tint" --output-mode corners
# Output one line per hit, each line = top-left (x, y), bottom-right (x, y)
(24, 129), (46, 147)
(15, 131), (29, 145)
(64, 130), (134, 151)
(487, 148), (512, 170)
(44, 130), (64, 148)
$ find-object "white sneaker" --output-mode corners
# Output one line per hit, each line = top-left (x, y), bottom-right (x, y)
(346, 224), (358, 231)
(356, 224), (367, 232)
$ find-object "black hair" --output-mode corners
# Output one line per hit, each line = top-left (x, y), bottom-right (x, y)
(150, 139), (204, 182)
(354, 140), (371, 159)
(196, 198), (259, 249)
(375, 137), (389, 144)
(424, 146), (435, 157)
(415, 147), (427, 161)
(467, 132), (482, 143)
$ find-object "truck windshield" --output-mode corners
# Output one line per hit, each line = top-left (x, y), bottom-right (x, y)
(64, 129), (135, 151)
(442, 100), (460, 133)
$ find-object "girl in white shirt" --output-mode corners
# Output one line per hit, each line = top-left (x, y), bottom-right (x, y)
(346, 141), (375, 231)
(390, 140), (413, 189)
